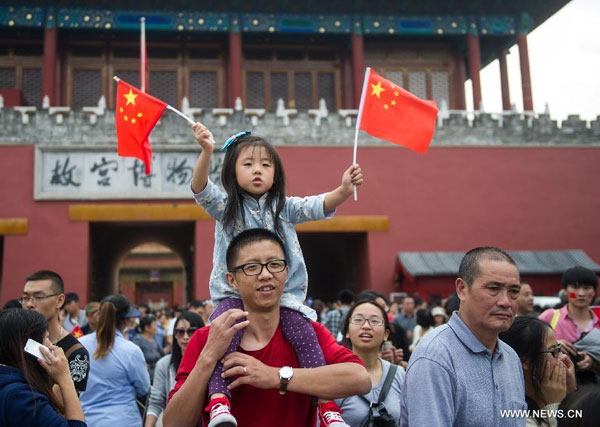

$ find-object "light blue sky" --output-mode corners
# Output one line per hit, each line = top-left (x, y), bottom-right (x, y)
(466, 0), (599, 122)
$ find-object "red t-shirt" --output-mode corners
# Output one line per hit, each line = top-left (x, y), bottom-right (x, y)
(169, 321), (363, 427)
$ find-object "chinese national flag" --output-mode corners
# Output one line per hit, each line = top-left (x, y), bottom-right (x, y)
(358, 68), (438, 154)
(115, 79), (167, 174)
(71, 325), (84, 339)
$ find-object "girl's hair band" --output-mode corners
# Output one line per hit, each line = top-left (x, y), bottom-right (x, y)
(221, 130), (251, 152)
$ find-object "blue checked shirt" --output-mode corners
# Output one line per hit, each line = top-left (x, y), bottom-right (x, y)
(193, 179), (335, 320)
(401, 312), (526, 427)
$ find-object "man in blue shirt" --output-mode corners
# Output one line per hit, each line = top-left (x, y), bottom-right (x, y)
(401, 247), (527, 427)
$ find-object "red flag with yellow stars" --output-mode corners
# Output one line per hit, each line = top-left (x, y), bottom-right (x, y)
(71, 325), (84, 339)
(115, 79), (167, 174)
(358, 68), (438, 154)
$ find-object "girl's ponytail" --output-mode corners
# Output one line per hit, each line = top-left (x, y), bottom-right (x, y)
(94, 301), (117, 359)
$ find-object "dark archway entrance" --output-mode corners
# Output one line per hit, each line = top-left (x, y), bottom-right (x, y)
(88, 222), (195, 304)
(298, 232), (368, 304)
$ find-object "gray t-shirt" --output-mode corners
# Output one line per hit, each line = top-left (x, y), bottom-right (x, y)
(335, 358), (405, 426)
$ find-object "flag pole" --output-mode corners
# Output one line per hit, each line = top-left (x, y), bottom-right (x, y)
(113, 76), (195, 125)
(353, 67), (371, 201)
(140, 17), (146, 93)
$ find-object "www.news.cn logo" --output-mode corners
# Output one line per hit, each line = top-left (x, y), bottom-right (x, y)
(500, 409), (583, 419)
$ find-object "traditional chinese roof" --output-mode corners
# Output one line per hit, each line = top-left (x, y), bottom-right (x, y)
(397, 249), (600, 278)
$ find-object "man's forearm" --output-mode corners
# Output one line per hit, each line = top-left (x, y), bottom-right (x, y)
(287, 362), (371, 400)
(163, 352), (217, 427)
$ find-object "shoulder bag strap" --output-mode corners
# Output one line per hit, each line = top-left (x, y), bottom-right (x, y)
(377, 364), (398, 403)
(550, 309), (561, 330)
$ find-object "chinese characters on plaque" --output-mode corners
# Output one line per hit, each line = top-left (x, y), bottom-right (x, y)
(37, 150), (224, 200)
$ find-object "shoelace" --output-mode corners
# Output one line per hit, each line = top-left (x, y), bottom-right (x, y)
(210, 403), (230, 418)
(322, 410), (344, 422)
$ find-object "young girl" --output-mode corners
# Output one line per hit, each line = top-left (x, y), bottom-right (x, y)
(191, 123), (363, 427)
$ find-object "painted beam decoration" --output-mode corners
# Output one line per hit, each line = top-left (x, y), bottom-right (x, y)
(241, 14), (351, 34)
(55, 8), (229, 32)
(34, 148), (225, 200)
(0, 5), (518, 36)
(0, 6), (45, 28)
(363, 15), (468, 35)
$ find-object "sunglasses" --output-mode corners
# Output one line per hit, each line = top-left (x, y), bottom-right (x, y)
(174, 327), (200, 338)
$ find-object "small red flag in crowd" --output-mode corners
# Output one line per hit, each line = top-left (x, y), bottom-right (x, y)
(357, 68), (438, 154)
(115, 79), (167, 174)
(71, 325), (84, 339)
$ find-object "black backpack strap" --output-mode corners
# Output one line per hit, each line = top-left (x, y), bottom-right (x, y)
(377, 364), (398, 403)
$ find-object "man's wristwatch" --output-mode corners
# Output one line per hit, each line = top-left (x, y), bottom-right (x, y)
(278, 366), (293, 395)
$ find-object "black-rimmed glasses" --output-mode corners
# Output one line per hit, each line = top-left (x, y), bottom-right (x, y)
(18, 293), (61, 304)
(231, 259), (287, 276)
(540, 343), (562, 358)
(350, 316), (385, 327)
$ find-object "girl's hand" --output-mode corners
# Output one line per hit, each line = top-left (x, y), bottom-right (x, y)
(558, 353), (577, 393)
(192, 122), (215, 151)
(540, 359), (567, 405)
(38, 340), (72, 386)
(341, 164), (363, 194)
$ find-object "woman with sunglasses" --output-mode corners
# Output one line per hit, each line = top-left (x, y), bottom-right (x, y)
(144, 311), (204, 427)
(335, 299), (405, 426)
(500, 316), (576, 427)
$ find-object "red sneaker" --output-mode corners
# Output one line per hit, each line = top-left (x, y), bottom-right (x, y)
(206, 397), (237, 427)
(319, 402), (350, 427)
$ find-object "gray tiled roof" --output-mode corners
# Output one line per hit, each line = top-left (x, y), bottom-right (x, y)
(397, 250), (600, 277)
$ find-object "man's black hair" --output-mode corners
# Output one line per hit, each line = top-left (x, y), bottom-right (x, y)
(64, 292), (79, 304)
(458, 246), (518, 286)
(25, 270), (65, 294)
(226, 228), (286, 270)
(561, 266), (598, 290)
(188, 299), (205, 309)
(338, 288), (355, 305)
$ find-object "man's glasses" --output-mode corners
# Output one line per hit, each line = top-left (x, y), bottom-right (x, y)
(231, 259), (287, 276)
(174, 327), (200, 338)
(18, 294), (61, 305)
(540, 343), (562, 358)
(350, 316), (385, 327)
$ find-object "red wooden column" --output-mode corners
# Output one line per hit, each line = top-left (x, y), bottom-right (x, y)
(42, 20), (57, 106)
(452, 51), (467, 110)
(228, 16), (243, 108)
(466, 33), (482, 110)
(498, 49), (511, 111)
(351, 20), (365, 108)
(517, 34), (534, 111)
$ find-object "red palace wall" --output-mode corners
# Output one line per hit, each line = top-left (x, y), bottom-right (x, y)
(1, 144), (600, 303)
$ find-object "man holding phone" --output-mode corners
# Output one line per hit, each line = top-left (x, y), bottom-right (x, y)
(20, 270), (90, 393)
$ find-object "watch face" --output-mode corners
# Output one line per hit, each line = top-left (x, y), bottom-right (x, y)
(280, 366), (293, 379)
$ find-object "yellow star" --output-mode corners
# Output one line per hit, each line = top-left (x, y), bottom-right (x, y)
(370, 81), (385, 98)
(137, 112), (143, 118)
(383, 104), (389, 110)
(394, 91), (399, 96)
(119, 107), (124, 113)
(124, 89), (138, 106)
(131, 118), (136, 124)
(391, 100), (396, 106)
(124, 115), (128, 121)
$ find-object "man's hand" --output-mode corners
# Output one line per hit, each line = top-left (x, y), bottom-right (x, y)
(380, 346), (404, 366)
(558, 339), (577, 356)
(222, 352), (279, 391)
(576, 352), (594, 371)
(201, 310), (249, 362)
(192, 122), (215, 151)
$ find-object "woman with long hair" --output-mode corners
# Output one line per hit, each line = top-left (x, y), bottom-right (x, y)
(0, 308), (86, 426)
(144, 311), (204, 427)
(79, 295), (150, 427)
(500, 316), (577, 427)
(335, 299), (405, 426)
(409, 309), (435, 352)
